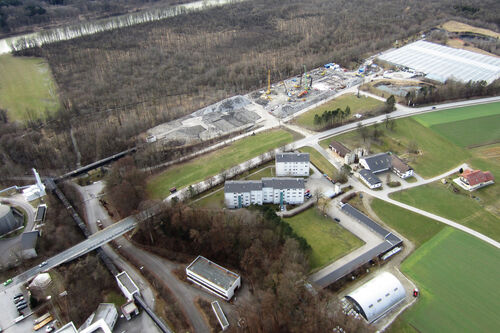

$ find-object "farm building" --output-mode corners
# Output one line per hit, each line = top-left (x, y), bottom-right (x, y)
(360, 153), (392, 173)
(186, 256), (241, 301)
(346, 272), (406, 323)
(224, 178), (305, 208)
(378, 40), (500, 84)
(329, 140), (351, 158)
(391, 155), (413, 179)
(457, 169), (495, 191)
(275, 153), (310, 176)
(358, 169), (382, 189)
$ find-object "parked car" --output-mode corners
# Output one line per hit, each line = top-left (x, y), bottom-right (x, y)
(14, 297), (24, 304)
(334, 217), (341, 223)
(13, 293), (23, 300)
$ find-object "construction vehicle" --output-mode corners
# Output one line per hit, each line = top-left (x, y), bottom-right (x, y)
(283, 81), (292, 97)
(34, 315), (53, 331)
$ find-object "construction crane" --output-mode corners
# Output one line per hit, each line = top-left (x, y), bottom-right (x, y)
(266, 69), (271, 95)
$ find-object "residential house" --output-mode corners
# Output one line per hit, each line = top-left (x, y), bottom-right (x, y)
(275, 153), (310, 176)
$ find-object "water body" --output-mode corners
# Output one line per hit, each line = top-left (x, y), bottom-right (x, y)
(0, 0), (244, 55)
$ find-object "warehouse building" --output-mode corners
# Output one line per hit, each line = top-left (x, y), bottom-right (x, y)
(345, 272), (406, 323)
(378, 40), (500, 84)
(186, 256), (241, 301)
(275, 153), (310, 176)
(224, 178), (305, 208)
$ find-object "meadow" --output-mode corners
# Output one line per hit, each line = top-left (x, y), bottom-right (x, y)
(284, 208), (363, 270)
(299, 147), (339, 179)
(147, 129), (295, 198)
(391, 228), (500, 333)
(0, 54), (60, 122)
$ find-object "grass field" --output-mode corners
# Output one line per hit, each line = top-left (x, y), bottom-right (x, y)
(441, 20), (500, 38)
(294, 94), (383, 130)
(370, 198), (444, 247)
(284, 208), (363, 270)
(148, 129), (296, 198)
(414, 102), (500, 127)
(390, 182), (500, 242)
(392, 228), (500, 333)
(0, 54), (60, 122)
(299, 147), (339, 179)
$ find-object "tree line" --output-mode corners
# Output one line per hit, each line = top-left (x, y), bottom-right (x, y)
(133, 203), (370, 332)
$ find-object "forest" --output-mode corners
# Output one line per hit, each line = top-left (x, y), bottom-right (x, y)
(1, 0), (500, 178)
(0, 0), (189, 37)
(133, 203), (370, 332)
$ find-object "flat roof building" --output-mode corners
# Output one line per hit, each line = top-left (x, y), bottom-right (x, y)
(80, 303), (118, 333)
(115, 271), (139, 301)
(346, 272), (406, 323)
(186, 256), (241, 301)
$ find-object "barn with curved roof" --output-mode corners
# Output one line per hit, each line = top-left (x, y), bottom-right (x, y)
(345, 272), (406, 323)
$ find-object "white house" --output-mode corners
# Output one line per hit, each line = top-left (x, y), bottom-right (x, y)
(186, 256), (241, 301)
(275, 153), (310, 176)
(224, 178), (305, 208)
(358, 169), (382, 189)
(224, 181), (263, 209)
(359, 153), (392, 173)
(391, 155), (414, 179)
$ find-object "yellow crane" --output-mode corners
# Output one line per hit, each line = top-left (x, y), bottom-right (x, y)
(266, 69), (271, 95)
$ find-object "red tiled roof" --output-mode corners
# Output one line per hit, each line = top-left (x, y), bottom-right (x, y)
(462, 169), (494, 186)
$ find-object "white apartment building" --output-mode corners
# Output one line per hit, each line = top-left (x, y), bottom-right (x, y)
(186, 256), (241, 301)
(275, 153), (310, 176)
(224, 178), (305, 208)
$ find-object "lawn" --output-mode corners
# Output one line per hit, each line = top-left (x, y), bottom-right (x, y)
(284, 208), (363, 270)
(441, 20), (500, 38)
(299, 147), (338, 179)
(390, 182), (500, 242)
(147, 129), (295, 198)
(413, 102), (500, 127)
(322, 117), (467, 178)
(370, 198), (444, 247)
(392, 228), (500, 333)
(295, 93), (383, 130)
(0, 54), (61, 122)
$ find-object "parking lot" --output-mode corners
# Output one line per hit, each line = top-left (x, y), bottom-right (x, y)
(0, 282), (34, 332)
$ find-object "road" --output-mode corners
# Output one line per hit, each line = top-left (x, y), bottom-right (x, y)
(78, 182), (212, 333)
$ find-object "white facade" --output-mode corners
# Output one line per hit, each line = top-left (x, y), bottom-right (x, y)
(346, 272), (406, 323)
(275, 153), (310, 177)
(393, 168), (414, 179)
(186, 256), (241, 301)
(224, 178), (305, 208)
(115, 272), (139, 301)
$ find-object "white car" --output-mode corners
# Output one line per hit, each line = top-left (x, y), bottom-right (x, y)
(39, 261), (47, 268)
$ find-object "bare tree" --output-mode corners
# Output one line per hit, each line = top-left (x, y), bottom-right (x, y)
(313, 189), (323, 203)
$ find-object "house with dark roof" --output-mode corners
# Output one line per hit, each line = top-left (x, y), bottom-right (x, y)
(458, 169), (494, 191)
(329, 140), (351, 158)
(359, 153), (392, 173)
(358, 169), (382, 189)
(390, 155), (413, 179)
(275, 153), (310, 176)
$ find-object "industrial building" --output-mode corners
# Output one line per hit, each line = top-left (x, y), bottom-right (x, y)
(0, 203), (23, 236)
(115, 271), (140, 301)
(224, 178), (305, 208)
(21, 231), (40, 259)
(186, 256), (241, 301)
(275, 152), (310, 176)
(79, 303), (118, 332)
(378, 40), (500, 84)
(345, 272), (406, 323)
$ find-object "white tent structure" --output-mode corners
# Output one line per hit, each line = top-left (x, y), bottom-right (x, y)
(345, 272), (406, 323)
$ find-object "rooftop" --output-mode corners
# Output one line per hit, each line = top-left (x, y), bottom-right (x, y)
(262, 177), (305, 189)
(359, 169), (382, 186)
(329, 140), (351, 157)
(462, 169), (494, 186)
(224, 180), (262, 193)
(378, 40), (500, 84)
(276, 152), (310, 163)
(187, 256), (240, 291)
(55, 322), (78, 333)
(361, 152), (392, 173)
(116, 272), (139, 295)
(391, 155), (412, 173)
(21, 230), (39, 250)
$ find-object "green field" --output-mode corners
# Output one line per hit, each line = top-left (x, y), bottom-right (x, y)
(429, 114), (500, 147)
(284, 208), (363, 270)
(0, 54), (61, 121)
(148, 129), (296, 198)
(393, 228), (500, 333)
(414, 102), (500, 127)
(390, 182), (500, 242)
(299, 147), (339, 179)
(295, 93), (383, 130)
(370, 198), (444, 247)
